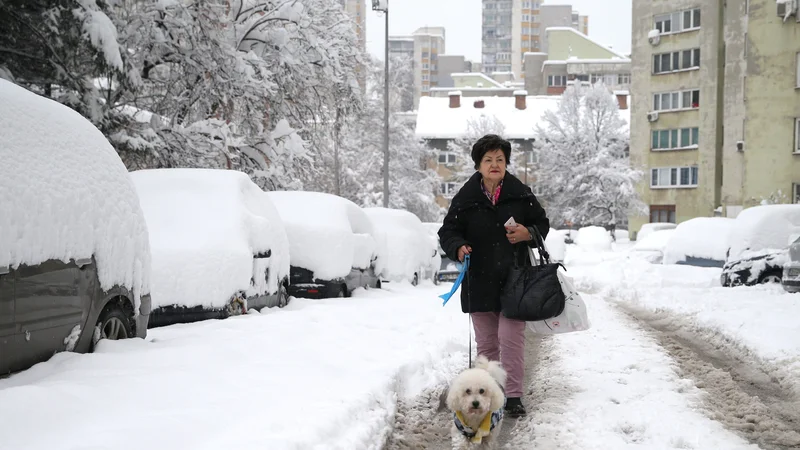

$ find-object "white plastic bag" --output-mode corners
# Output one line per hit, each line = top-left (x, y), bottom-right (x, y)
(527, 269), (591, 335)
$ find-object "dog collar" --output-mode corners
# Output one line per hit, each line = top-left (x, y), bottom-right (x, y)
(454, 408), (504, 444)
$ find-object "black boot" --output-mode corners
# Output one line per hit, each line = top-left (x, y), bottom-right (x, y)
(504, 397), (527, 418)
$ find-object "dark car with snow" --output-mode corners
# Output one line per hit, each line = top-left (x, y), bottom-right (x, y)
(131, 169), (291, 328)
(268, 192), (381, 299)
(0, 81), (152, 375)
(437, 254), (461, 284)
(720, 205), (800, 287)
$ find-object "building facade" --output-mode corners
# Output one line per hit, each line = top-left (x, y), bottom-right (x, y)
(481, 1), (588, 79)
(390, 27), (446, 110)
(340, 0), (367, 89)
(629, 0), (800, 237)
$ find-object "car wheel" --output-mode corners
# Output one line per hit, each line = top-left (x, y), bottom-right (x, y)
(433, 273), (440, 286)
(759, 272), (782, 284)
(412, 273), (419, 287)
(92, 301), (134, 351)
(339, 285), (350, 298)
(278, 284), (290, 308)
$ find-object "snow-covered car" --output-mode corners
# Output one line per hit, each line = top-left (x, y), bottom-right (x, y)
(0, 80), (151, 375)
(629, 229), (676, 264)
(636, 222), (677, 241)
(721, 205), (800, 287)
(365, 208), (437, 285)
(422, 222), (444, 284)
(267, 192), (380, 298)
(574, 226), (613, 252)
(783, 235), (800, 293)
(131, 169), (290, 327)
(663, 217), (735, 268)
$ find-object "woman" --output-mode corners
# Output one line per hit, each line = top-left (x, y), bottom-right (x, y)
(438, 134), (550, 418)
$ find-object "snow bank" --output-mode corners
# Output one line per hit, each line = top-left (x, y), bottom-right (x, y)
(0, 284), (469, 450)
(575, 226), (612, 251)
(637, 222), (677, 241)
(131, 169), (289, 309)
(267, 191), (377, 280)
(727, 205), (800, 260)
(663, 217), (735, 265)
(0, 80), (150, 307)
(364, 208), (434, 282)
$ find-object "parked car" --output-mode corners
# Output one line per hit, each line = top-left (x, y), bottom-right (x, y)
(629, 229), (676, 264)
(267, 192), (380, 298)
(783, 235), (800, 293)
(721, 205), (800, 287)
(636, 222), (677, 241)
(0, 80), (151, 375)
(365, 208), (438, 285)
(131, 169), (290, 327)
(663, 217), (735, 268)
(422, 222), (445, 284)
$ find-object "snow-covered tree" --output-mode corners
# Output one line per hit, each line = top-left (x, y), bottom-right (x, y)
(535, 83), (645, 227)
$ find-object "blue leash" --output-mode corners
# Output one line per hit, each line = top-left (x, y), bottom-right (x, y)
(439, 254), (470, 306)
(439, 254), (473, 368)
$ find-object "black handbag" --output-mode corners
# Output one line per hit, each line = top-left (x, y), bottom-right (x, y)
(500, 226), (566, 321)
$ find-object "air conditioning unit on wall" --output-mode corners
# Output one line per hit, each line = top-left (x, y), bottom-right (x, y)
(777, 0), (798, 21)
(647, 111), (659, 122)
(647, 29), (661, 46)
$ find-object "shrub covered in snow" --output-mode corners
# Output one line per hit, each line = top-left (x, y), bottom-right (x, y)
(364, 208), (437, 283)
(727, 205), (800, 261)
(267, 191), (377, 280)
(0, 80), (151, 308)
(663, 218), (735, 266)
(130, 169), (289, 310)
(575, 226), (613, 251)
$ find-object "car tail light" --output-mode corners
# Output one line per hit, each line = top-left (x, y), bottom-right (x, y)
(308, 289), (319, 294)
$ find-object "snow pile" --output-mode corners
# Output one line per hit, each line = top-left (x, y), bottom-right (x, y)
(0, 284), (469, 450)
(575, 226), (612, 251)
(544, 230), (567, 262)
(131, 169), (289, 310)
(0, 80), (150, 307)
(267, 191), (377, 280)
(637, 222), (677, 241)
(663, 217), (735, 265)
(727, 205), (800, 260)
(364, 208), (434, 282)
(614, 229), (630, 242)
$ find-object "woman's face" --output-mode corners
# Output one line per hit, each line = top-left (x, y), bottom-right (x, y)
(478, 149), (507, 184)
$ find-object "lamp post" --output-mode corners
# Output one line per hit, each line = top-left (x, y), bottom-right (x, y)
(372, 0), (389, 208)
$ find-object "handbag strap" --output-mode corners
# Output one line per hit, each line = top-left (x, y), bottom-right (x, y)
(528, 225), (551, 266)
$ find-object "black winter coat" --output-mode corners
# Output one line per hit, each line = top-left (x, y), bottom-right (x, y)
(438, 172), (550, 313)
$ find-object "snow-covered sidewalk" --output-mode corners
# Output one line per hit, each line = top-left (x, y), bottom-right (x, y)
(567, 247), (800, 395)
(0, 284), (468, 450)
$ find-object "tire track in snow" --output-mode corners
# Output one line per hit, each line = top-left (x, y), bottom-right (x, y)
(619, 303), (800, 450)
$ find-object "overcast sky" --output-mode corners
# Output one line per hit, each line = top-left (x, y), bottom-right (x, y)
(365, 0), (632, 61)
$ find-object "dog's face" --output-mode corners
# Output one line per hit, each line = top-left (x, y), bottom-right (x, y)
(446, 368), (506, 420)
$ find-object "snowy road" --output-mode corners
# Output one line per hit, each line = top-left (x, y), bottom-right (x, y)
(2, 245), (799, 450)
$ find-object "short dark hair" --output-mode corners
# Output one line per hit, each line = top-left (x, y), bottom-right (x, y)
(471, 134), (511, 170)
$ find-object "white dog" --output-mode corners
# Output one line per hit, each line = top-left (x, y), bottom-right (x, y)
(446, 356), (507, 449)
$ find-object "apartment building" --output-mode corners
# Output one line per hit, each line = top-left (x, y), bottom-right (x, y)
(481, 0), (588, 79)
(524, 27), (631, 96)
(629, 0), (800, 236)
(340, 0), (367, 90)
(388, 27), (446, 110)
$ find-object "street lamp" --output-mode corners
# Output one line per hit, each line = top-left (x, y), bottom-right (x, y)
(372, 0), (389, 208)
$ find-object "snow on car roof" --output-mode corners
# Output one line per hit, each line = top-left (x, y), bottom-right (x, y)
(267, 191), (376, 280)
(728, 204), (800, 260)
(131, 168), (289, 309)
(663, 217), (735, 264)
(0, 80), (151, 306)
(364, 208), (433, 282)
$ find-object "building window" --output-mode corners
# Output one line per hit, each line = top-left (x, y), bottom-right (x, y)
(653, 89), (700, 112)
(438, 151), (457, 165)
(422, 63), (429, 69)
(653, 48), (700, 74)
(525, 150), (538, 165)
(441, 182), (458, 197)
(529, 184), (544, 196)
(618, 73), (631, 84)
(522, 14), (530, 22)
(548, 75), (567, 87)
(651, 127), (699, 150)
(795, 118), (800, 153)
(794, 183), (800, 204)
(650, 205), (677, 223)
(650, 166), (699, 188)
(655, 8), (700, 35)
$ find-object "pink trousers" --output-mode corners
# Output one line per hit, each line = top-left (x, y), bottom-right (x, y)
(470, 312), (526, 397)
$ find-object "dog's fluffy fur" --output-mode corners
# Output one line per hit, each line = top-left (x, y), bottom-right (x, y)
(446, 356), (507, 449)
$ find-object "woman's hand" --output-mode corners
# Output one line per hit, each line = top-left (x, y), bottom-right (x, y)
(458, 245), (472, 262)
(505, 224), (532, 244)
